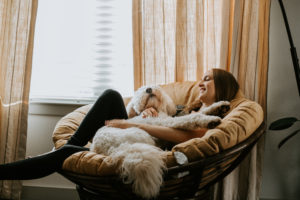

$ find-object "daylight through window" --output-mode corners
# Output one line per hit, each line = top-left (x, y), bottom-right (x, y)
(30, 0), (134, 104)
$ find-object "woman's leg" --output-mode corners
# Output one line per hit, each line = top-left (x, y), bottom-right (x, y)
(0, 145), (88, 180)
(67, 89), (128, 146)
(0, 89), (127, 180)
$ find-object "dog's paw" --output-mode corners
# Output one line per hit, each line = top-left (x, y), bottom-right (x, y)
(219, 103), (230, 117)
(207, 120), (221, 129)
(201, 101), (230, 118)
(197, 115), (221, 129)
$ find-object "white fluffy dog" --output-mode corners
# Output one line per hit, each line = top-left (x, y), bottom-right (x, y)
(90, 86), (229, 199)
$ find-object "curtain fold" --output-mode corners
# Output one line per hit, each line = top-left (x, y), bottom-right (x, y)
(132, 0), (270, 199)
(133, 0), (232, 89)
(0, 0), (38, 199)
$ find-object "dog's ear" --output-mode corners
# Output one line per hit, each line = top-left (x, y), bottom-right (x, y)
(126, 86), (146, 118)
(160, 89), (177, 116)
(126, 102), (138, 118)
(128, 107), (138, 118)
(166, 102), (177, 116)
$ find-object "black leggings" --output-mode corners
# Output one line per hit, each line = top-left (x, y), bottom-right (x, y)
(0, 89), (128, 180)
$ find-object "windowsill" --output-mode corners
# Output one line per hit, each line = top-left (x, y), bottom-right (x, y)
(29, 98), (94, 116)
(30, 98), (95, 105)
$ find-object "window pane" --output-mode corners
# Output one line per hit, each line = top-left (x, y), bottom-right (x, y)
(30, 0), (134, 102)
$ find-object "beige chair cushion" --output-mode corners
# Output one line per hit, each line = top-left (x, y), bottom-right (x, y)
(52, 81), (263, 176)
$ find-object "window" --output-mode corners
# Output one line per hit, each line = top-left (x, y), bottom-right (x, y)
(30, 0), (134, 104)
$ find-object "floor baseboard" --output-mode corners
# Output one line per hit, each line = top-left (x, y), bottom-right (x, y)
(21, 186), (79, 200)
(20, 187), (297, 200)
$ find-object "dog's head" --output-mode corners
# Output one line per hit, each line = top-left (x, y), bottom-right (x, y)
(126, 86), (177, 118)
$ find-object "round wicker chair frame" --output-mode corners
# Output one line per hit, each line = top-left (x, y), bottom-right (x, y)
(58, 121), (266, 200)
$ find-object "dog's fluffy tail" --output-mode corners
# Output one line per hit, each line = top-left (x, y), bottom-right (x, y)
(109, 143), (166, 199)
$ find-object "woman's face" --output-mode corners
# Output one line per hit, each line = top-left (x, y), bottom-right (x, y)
(198, 70), (216, 105)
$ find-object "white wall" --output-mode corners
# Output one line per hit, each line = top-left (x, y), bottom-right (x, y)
(260, 0), (300, 199)
(23, 0), (300, 199)
(23, 104), (81, 190)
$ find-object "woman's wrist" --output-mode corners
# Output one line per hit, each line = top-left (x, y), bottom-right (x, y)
(125, 122), (139, 129)
(106, 119), (134, 129)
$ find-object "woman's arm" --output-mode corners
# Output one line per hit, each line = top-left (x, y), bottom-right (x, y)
(105, 119), (207, 144)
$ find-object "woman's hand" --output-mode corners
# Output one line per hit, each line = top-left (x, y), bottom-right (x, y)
(105, 119), (133, 129)
(141, 107), (158, 118)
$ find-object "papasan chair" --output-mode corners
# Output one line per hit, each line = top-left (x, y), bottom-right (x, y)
(52, 81), (265, 200)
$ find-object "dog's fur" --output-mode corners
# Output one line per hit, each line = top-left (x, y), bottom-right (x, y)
(126, 85), (177, 118)
(90, 86), (230, 199)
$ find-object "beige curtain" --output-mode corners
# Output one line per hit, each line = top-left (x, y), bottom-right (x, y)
(0, 0), (38, 199)
(133, 0), (233, 89)
(132, 0), (270, 199)
(214, 0), (270, 199)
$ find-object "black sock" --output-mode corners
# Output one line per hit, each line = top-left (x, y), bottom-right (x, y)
(0, 145), (88, 180)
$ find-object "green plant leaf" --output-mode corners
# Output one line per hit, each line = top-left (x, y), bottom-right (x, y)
(278, 129), (300, 149)
(269, 117), (298, 130)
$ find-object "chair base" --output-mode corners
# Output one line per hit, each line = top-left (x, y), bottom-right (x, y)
(75, 184), (212, 200)
(59, 122), (265, 200)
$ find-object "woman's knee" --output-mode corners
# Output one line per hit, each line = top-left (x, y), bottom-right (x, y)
(101, 89), (123, 101)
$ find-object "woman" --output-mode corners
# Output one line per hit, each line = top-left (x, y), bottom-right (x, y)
(0, 68), (239, 180)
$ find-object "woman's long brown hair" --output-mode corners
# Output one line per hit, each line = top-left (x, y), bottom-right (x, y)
(212, 68), (239, 102)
